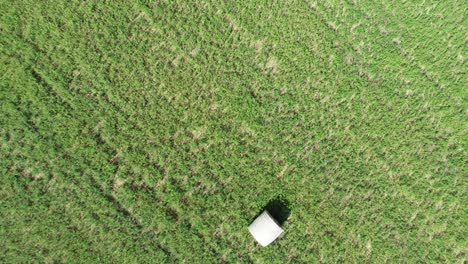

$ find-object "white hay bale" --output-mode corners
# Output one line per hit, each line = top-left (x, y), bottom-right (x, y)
(248, 211), (283, 247)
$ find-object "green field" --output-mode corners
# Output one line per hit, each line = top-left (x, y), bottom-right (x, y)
(1, 1), (466, 263)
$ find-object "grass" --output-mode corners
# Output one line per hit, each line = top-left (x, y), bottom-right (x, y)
(0, 0), (466, 262)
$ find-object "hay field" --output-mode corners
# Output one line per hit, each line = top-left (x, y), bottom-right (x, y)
(1, 1), (466, 262)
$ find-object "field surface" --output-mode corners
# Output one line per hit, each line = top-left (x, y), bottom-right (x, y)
(1, 1), (467, 263)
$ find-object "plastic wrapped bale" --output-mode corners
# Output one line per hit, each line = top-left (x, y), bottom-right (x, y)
(248, 211), (284, 247)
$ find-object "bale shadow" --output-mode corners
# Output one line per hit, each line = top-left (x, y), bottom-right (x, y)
(253, 196), (291, 226)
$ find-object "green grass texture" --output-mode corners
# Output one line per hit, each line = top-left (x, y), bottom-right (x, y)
(1, 1), (466, 263)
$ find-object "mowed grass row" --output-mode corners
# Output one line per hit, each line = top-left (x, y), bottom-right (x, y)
(1, 0), (466, 263)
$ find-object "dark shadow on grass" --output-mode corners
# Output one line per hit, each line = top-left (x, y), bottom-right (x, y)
(253, 196), (291, 226)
